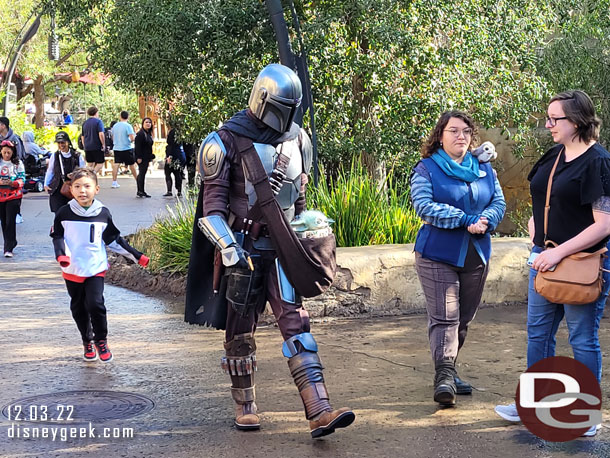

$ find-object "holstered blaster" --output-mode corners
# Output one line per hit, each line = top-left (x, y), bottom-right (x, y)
(213, 248), (224, 294)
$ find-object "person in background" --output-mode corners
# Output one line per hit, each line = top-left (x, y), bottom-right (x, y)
(134, 117), (155, 198)
(110, 111), (138, 189)
(410, 110), (505, 407)
(495, 90), (610, 438)
(0, 117), (24, 161)
(44, 131), (86, 213)
(163, 127), (185, 197)
(63, 110), (73, 125)
(22, 131), (44, 159)
(183, 142), (196, 187)
(0, 140), (25, 257)
(81, 107), (105, 175)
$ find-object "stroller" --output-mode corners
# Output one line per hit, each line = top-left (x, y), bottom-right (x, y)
(23, 150), (50, 192)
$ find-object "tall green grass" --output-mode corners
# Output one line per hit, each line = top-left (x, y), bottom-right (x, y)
(130, 194), (197, 274)
(131, 160), (423, 274)
(310, 160), (421, 247)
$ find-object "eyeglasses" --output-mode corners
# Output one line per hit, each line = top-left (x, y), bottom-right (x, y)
(444, 128), (473, 138)
(0, 140), (14, 147)
(545, 116), (568, 127)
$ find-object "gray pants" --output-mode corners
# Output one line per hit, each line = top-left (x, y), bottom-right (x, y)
(415, 251), (489, 362)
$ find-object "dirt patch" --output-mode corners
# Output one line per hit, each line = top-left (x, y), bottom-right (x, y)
(106, 253), (187, 300)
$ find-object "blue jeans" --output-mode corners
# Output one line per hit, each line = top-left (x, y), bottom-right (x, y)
(527, 244), (610, 382)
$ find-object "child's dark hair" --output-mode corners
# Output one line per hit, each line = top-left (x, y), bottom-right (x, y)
(69, 167), (98, 184)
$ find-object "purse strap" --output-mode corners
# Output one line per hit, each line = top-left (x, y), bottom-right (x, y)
(58, 153), (68, 181)
(543, 148), (564, 243)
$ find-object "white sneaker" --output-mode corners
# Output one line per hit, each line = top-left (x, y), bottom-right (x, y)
(4, 251), (13, 258)
(111, 181), (120, 188)
(582, 424), (601, 437)
(15, 214), (23, 224)
(494, 403), (520, 422)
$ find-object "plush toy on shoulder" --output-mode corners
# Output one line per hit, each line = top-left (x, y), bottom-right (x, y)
(472, 141), (497, 163)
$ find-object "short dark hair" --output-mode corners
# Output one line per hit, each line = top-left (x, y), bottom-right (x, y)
(549, 90), (601, 143)
(421, 110), (479, 158)
(87, 106), (98, 117)
(0, 116), (9, 128)
(120, 111), (129, 120)
(69, 167), (98, 184)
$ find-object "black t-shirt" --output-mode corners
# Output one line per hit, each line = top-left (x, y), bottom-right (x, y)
(528, 143), (610, 252)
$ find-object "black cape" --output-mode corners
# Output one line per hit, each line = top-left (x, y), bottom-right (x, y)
(184, 111), (299, 329)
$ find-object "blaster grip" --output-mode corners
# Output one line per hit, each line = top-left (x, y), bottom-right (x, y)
(213, 248), (224, 294)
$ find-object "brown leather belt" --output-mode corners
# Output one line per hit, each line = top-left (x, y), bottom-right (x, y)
(232, 217), (269, 240)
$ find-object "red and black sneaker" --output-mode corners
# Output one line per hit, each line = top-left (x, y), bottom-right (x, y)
(83, 341), (97, 361)
(95, 340), (113, 362)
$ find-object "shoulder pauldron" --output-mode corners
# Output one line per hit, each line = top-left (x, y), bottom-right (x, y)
(199, 132), (227, 181)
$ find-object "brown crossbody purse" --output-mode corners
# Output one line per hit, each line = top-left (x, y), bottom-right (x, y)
(534, 148), (607, 305)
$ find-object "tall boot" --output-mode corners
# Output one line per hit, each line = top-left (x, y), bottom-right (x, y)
(434, 358), (457, 406)
(288, 350), (355, 438)
(453, 356), (472, 395)
(222, 333), (260, 430)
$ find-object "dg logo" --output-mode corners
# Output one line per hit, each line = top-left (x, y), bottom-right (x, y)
(516, 356), (602, 441)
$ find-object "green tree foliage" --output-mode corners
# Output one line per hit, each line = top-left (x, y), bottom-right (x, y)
(538, 0), (610, 147)
(54, 0), (555, 177)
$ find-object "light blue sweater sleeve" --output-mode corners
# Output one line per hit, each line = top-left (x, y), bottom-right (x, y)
(480, 172), (506, 231)
(44, 152), (56, 186)
(410, 171), (468, 229)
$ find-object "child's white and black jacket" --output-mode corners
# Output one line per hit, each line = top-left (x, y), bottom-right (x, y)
(51, 199), (149, 282)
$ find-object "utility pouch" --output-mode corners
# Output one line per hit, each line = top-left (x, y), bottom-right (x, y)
(225, 254), (264, 317)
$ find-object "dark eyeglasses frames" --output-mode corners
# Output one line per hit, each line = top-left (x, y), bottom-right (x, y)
(545, 116), (568, 127)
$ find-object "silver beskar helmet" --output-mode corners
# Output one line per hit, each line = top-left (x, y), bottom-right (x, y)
(248, 64), (302, 133)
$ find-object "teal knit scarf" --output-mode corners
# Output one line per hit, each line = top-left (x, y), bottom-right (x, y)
(431, 149), (481, 183)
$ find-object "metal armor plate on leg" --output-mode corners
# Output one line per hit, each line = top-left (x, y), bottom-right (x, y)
(276, 258), (296, 304)
(223, 333), (260, 430)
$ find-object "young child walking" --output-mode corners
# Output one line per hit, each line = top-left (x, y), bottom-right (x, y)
(50, 168), (149, 362)
(0, 140), (25, 257)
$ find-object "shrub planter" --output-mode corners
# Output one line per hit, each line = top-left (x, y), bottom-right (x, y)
(107, 238), (532, 317)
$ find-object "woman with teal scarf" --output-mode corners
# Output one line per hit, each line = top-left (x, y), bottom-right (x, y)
(410, 110), (506, 407)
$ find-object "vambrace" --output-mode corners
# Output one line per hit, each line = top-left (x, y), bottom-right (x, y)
(198, 215), (237, 250)
(198, 215), (243, 267)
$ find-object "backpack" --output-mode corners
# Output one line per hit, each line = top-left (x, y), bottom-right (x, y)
(104, 129), (113, 154)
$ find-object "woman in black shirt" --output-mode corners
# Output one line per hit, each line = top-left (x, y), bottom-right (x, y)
(495, 91), (610, 437)
(134, 117), (155, 198)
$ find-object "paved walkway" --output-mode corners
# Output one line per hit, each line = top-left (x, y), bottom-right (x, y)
(1, 174), (609, 457)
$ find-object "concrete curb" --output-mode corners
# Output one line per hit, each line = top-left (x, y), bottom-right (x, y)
(106, 238), (532, 317)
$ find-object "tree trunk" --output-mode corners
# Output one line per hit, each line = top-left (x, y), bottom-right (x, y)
(33, 75), (44, 129)
(351, 36), (386, 190)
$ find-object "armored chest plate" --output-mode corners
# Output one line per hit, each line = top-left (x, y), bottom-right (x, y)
(243, 139), (303, 216)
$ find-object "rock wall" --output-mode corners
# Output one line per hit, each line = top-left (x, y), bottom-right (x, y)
(107, 238), (531, 318)
(479, 128), (545, 234)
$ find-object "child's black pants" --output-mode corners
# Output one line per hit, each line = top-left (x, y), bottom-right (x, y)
(65, 276), (107, 343)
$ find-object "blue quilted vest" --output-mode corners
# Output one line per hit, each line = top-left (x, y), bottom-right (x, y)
(414, 158), (495, 267)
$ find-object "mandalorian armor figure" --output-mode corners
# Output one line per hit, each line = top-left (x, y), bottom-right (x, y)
(186, 64), (354, 437)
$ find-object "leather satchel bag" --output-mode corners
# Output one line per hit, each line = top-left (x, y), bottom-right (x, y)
(236, 135), (336, 298)
(59, 180), (73, 199)
(58, 155), (73, 199)
(534, 148), (607, 305)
